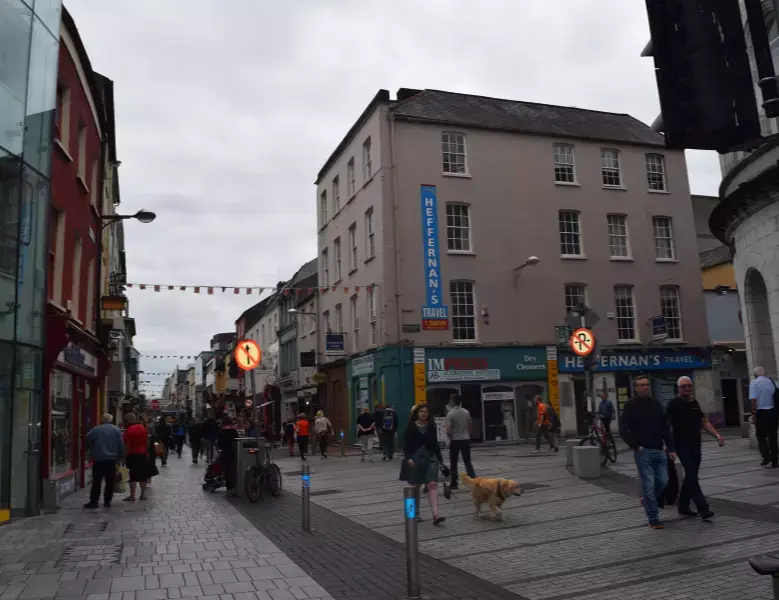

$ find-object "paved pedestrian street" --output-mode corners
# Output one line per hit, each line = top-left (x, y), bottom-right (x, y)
(264, 435), (779, 600)
(3, 437), (779, 600)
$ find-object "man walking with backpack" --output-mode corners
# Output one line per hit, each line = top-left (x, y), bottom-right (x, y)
(533, 396), (559, 453)
(750, 366), (779, 468)
(379, 405), (399, 460)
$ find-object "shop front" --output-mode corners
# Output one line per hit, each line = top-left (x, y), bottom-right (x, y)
(558, 347), (714, 435)
(419, 346), (549, 443)
(43, 341), (100, 504)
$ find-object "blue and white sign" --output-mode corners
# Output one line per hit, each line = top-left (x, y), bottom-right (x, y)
(405, 497), (417, 519)
(651, 316), (668, 341)
(420, 185), (449, 330)
(325, 333), (345, 356)
(301, 474), (311, 488)
(559, 349), (711, 373)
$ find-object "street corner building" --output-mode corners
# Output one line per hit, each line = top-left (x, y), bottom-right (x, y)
(0, 2), (128, 521)
(312, 87), (714, 443)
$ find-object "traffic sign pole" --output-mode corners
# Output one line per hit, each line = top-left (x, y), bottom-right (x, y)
(579, 316), (595, 415)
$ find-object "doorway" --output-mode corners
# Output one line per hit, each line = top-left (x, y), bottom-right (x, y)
(481, 385), (516, 442)
(744, 268), (777, 375)
(721, 378), (740, 426)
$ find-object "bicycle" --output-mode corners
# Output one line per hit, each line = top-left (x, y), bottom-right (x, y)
(579, 413), (617, 467)
(244, 441), (283, 503)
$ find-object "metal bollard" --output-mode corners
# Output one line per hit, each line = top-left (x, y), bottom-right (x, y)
(340, 430), (345, 457)
(404, 486), (421, 599)
(301, 463), (311, 531)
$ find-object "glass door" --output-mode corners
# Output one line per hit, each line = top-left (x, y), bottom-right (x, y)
(516, 383), (546, 441)
(482, 385), (515, 442)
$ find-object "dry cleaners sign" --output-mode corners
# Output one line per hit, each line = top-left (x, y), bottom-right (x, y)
(420, 185), (449, 330)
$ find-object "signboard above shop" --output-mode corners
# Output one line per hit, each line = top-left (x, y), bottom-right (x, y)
(424, 347), (547, 383)
(351, 353), (375, 377)
(325, 333), (345, 356)
(419, 185), (449, 331)
(558, 348), (711, 373)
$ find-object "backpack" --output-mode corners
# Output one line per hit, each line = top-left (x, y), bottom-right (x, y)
(382, 410), (395, 431)
(546, 403), (560, 429)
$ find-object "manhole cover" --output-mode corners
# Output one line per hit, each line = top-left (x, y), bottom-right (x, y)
(64, 522), (108, 535)
(520, 483), (549, 491)
(58, 544), (122, 568)
(309, 489), (341, 497)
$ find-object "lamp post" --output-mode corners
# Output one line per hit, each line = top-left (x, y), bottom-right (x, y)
(512, 255), (540, 287)
(100, 209), (156, 230)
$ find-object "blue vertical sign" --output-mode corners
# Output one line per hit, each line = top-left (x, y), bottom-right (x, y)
(420, 185), (449, 330)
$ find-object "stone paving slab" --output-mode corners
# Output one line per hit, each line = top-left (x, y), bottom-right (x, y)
(0, 451), (334, 600)
(276, 440), (777, 599)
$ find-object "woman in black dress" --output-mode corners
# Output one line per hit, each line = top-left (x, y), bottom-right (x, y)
(399, 404), (448, 525)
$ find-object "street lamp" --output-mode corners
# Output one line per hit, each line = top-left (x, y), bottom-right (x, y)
(100, 209), (156, 229)
(512, 255), (540, 286)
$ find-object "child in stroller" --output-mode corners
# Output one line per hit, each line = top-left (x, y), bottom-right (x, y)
(202, 453), (227, 492)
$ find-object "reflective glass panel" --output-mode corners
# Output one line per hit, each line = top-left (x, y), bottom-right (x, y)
(32, 0), (60, 37)
(50, 368), (73, 475)
(0, 0), (33, 156)
(0, 150), (21, 343)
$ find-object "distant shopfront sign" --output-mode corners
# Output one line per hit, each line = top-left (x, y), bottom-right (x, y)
(558, 348), (711, 373)
(425, 347), (547, 383)
(57, 343), (97, 376)
(351, 354), (375, 377)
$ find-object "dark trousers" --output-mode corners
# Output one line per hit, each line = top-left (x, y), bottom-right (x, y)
(535, 424), (556, 449)
(756, 408), (779, 465)
(318, 434), (328, 456)
(450, 440), (475, 486)
(381, 432), (395, 458)
(298, 437), (309, 458)
(677, 446), (709, 513)
(175, 435), (185, 457)
(191, 440), (201, 463)
(90, 459), (116, 505)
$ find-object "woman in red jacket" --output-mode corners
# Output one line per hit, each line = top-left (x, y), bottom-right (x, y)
(123, 413), (149, 501)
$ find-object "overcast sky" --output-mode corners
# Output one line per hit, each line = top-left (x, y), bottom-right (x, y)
(65, 0), (722, 396)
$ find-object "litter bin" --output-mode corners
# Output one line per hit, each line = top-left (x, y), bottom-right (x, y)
(233, 437), (263, 499)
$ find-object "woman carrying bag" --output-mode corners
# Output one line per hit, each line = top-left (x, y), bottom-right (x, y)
(314, 411), (334, 459)
(399, 404), (449, 525)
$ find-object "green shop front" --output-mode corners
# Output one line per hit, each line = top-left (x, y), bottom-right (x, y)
(419, 346), (548, 443)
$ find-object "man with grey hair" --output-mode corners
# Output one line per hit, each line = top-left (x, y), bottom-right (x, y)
(749, 366), (779, 467)
(666, 376), (723, 520)
(84, 414), (124, 509)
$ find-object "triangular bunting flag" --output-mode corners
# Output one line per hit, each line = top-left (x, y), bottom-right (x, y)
(331, 286), (337, 292)
(320, 287), (327, 293)
(246, 288), (252, 295)
(234, 288), (239, 295)
(208, 287), (214, 295)
(194, 287), (200, 294)
(140, 284), (146, 290)
(180, 286), (186, 291)
(127, 283), (133, 288)
(168, 286), (174, 291)
(344, 287), (349, 294)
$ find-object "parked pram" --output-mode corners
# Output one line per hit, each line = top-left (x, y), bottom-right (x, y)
(202, 453), (227, 492)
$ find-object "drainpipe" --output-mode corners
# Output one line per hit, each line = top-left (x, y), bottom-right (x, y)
(388, 111), (407, 411)
(95, 134), (108, 416)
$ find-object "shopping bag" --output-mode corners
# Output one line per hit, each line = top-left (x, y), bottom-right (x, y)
(154, 442), (164, 457)
(115, 466), (128, 494)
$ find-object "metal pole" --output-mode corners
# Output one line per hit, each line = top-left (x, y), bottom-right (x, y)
(404, 486), (421, 599)
(580, 314), (594, 418)
(301, 462), (311, 531)
(251, 368), (260, 453)
(340, 430), (345, 457)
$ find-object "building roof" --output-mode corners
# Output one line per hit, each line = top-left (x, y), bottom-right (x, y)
(289, 258), (318, 287)
(700, 245), (733, 269)
(391, 89), (666, 147)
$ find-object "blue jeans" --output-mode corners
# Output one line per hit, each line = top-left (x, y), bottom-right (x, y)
(634, 448), (669, 522)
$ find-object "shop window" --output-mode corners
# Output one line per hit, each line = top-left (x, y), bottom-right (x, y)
(482, 385), (517, 442)
(50, 369), (73, 475)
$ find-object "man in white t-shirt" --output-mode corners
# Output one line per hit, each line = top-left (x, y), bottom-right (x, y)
(750, 366), (779, 467)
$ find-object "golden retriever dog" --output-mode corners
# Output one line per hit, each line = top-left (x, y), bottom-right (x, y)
(460, 474), (523, 521)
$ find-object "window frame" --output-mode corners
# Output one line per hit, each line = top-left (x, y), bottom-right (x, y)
(320, 190), (328, 226)
(332, 176), (340, 214)
(652, 216), (676, 261)
(333, 237), (342, 282)
(77, 122), (87, 181)
(321, 247), (329, 287)
(564, 283), (587, 314)
(350, 294), (359, 352)
(368, 285), (377, 346)
(445, 202), (472, 253)
(442, 132), (468, 175)
(558, 210), (584, 258)
(450, 280), (477, 342)
(553, 143), (576, 184)
(614, 285), (638, 343)
(323, 310), (331, 334)
(334, 303), (343, 334)
(363, 137), (372, 181)
(606, 214), (631, 260)
(601, 148), (622, 188)
(347, 157), (356, 197)
(645, 153), (667, 192)
(348, 223), (357, 272)
(365, 208), (375, 260)
(660, 285), (683, 341)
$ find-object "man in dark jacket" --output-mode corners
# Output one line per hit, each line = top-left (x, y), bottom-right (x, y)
(379, 405), (399, 460)
(155, 418), (171, 466)
(188, 420), (203, 464)
(666, 376), (723, 520)
(620, 375), (676, 529)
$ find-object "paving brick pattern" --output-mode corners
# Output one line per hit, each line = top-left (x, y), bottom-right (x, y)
(274, 436), (778, 600)
(0, 452), (333, 600)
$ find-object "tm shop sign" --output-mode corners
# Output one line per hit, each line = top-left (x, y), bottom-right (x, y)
(425, 348), (548, 383)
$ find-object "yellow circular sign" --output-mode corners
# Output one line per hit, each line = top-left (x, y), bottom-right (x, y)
(235, 339), (262, 370)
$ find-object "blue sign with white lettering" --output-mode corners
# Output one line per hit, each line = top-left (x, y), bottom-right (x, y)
(420, 185), (448, 329)
(558, 348), (711, 373)
(405, 497), (417, 519)
(301, 474), (311, 488)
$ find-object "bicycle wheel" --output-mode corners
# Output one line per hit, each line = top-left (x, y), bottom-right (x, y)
(266, 463), (282, 497)
(244, 465), (263, 503)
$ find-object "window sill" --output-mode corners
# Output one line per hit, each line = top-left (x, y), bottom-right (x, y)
(364, 255), (375, 265)
(76, 175), (89, 194)
(603, 185), (627, 191)
(442, 172), (472, 179)
(561, 255), (587, 260)
(610, 256), (634, 262)
(318, 222), (328, 233)
(348, 268), (358, 276)
(555, 181), (580, 187)
(334, 278), (342, 286)
(617, 340), (640, 345)
(54, 138), (73, 162)
(452, 339), (477, 344)
(362, 174), (375, 190)
(648, 189), (670, 194)
(447, 250), (476, 256)
(655, 258), (679, 263)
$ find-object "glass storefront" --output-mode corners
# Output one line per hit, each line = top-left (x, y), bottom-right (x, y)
(0, 0), (62, 520)
(50, 369), (72, 475)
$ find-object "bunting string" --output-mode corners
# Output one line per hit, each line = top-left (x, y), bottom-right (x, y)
(125, 284), (375, 295)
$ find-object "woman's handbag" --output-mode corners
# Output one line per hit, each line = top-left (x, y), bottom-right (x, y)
(114, 466), (128, 493)
(154, 441), (164, 457)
